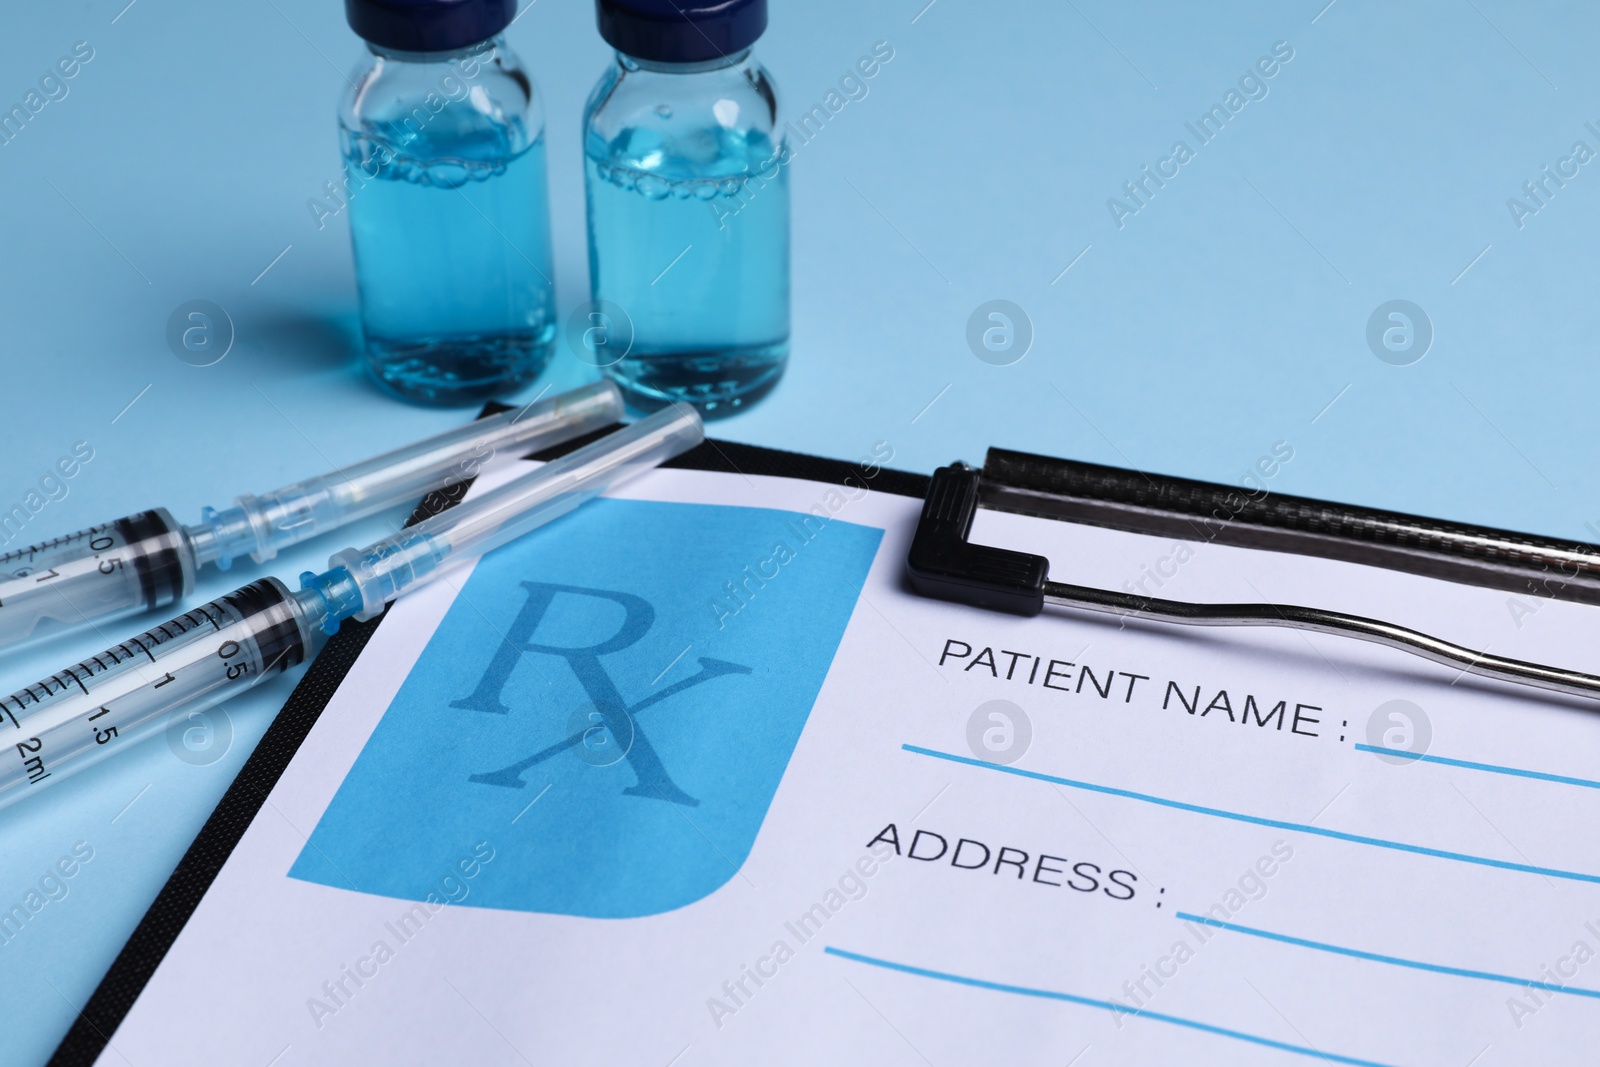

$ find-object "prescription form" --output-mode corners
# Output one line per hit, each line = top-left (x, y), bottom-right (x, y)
(97, 461), (1600, 1066)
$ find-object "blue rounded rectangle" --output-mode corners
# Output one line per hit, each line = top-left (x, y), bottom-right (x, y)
(290, 497), (882, 917)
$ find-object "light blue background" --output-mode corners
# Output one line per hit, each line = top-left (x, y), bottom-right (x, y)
(290, 498), (881, 916)
(0, 0), (1596, 1061)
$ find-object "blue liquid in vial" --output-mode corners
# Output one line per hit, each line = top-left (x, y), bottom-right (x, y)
(585, 127), (789, 415)
(346, 132), (556, 405)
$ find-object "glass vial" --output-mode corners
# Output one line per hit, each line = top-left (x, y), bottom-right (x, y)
(341, 0), (556, 406)
(584, 0), (789, 416)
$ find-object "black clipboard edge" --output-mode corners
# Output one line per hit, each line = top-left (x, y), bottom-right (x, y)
(51, 416), (927, 1066)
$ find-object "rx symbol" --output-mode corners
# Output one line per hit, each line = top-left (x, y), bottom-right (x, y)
(451, 583), (750, 806)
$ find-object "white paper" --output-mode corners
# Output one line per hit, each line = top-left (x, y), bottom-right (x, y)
(99, 465), (1600, 1066)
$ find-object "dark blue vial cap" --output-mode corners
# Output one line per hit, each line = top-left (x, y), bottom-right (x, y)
(345, 0), (516, 53)
(595, 0), (767, 64)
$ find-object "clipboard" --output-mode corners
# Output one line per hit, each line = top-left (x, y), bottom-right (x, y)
(50, 414), (1600, 1063)
(49, 409), (929, 1066)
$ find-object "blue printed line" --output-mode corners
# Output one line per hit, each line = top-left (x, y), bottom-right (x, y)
(1175, 912), (1600, 1000)
(1354, 744), (1600, 791)
(825, 946), (1397, 1067)
(901, 744), (1600, 885)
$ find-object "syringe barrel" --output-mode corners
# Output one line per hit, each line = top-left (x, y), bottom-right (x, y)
(330, 403), (703, 620)
(0, 510), (195, 651)
(191, 380), (624, 568)
(0, 578), (311, 811)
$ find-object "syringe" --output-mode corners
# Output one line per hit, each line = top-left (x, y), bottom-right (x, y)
(0, 403), (703, 811)
(0, 381), (623, 650)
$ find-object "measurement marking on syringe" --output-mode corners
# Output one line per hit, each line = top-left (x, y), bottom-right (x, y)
(130, 638), (156, 663)
(16, 737), (49, 784)
(87, 707), (112, 722)
(1, 702), (18, 729)
(197, 606), (222, 632)
(64, 669), (89, 696)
